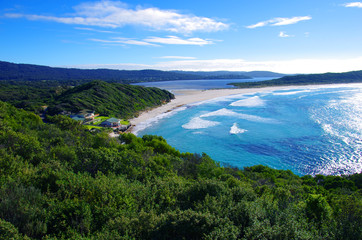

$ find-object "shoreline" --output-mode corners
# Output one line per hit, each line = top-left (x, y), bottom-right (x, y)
(128, 83), (362, 134)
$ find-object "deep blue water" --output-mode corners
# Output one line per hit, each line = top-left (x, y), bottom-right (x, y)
(135, 83), (362, 176)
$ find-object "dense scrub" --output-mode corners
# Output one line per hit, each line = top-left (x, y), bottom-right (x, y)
(47, 80), (174, 118)
(0, 80), (174, 118)
(0, 101), (361, 239)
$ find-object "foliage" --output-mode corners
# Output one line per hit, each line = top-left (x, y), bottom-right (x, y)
(47, 80), (174, 118)
(0, 80), (174, 119)
(0, 100), (361, 239)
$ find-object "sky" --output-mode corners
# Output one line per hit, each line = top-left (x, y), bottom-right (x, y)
(1, 0), (362, 74)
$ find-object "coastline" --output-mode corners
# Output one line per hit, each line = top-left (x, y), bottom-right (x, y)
(128, 83), (362, 134)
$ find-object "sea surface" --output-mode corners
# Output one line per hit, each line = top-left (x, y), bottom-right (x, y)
(132, 77), (273, 91)
(135, 82), (362, 176)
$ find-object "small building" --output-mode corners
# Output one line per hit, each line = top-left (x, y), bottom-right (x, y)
(71, 116), (85, 122)
(70, 109), (95, 122)
(100, 118), (121, 128)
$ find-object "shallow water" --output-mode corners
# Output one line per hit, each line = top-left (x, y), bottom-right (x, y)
(136, 84), (362, 176)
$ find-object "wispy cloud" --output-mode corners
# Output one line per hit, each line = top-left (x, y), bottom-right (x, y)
(89, 36), (215, 46)
(247, 16), (312, 29)
(4, 1), (229, 34)
(89, 37), (158, 46)
(344, 2), (362, 7)
(75, 27), (117, 34)
(157, 56), (197, 60)
(279, 31), (293, 38)
(144, 36), (213, 45)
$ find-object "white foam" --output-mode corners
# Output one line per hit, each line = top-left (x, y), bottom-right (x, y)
(273, 89), (312, 96)
(200, 108), (277, 123)
(182, 117), (220, 129)
(230, 96), (265, 107)
(200, 108), (239, 118)
(133, 106), (187, 135)
(230, 123), (247, 135)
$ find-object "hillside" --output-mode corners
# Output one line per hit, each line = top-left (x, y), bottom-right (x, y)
(0, 100), (361, 239)
(0, 80), (174, 118)
(230, 70), (362, 88)
(0, 61), (256, 83)
(47, 80), (174, 118)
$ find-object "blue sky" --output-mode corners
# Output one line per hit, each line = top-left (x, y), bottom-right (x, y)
(1, 0), (362, 73)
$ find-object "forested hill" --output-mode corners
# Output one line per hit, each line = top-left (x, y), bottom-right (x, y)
(47, 80), (174, 118)
(0, 100), (361, 239)
(0, 61), (254, 83)
(231, 70), (362, 88)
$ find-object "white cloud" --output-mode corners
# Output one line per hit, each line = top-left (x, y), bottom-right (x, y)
(279, 31), (293, 38)
(344, 2), (362, 7)
(89, 35), (214, 46)
(4, 1), (228, 34)
(69, 57), (362, 74)
(247, 16), (312, 29)
(144, 36), (213, 45)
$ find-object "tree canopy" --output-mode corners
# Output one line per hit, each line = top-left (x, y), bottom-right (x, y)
(0, 100), (361, 239)
(0, 80), (174, 118)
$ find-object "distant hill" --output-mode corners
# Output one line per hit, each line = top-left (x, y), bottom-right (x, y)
(0, 61), (199, 83)
(172, 70), (286, 78)
(0, 61), (270, 83)
(230, 70), (362, 88)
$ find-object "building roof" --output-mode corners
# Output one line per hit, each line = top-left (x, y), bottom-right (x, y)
(105, 117), (120, 123)
(71, 116), (85, 121)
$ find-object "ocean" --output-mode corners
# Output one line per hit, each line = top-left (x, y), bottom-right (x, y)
(134, 81), (362, 176)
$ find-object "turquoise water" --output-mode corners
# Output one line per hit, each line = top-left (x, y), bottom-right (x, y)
(135, 84), (362, 176)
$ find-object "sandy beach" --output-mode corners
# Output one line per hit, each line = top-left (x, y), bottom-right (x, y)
(128, 85), (324, 133)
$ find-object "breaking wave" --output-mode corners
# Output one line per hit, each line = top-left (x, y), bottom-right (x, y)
(182, 117), (220, 129)
(230, 96), (265, 107)
(200, 108), (277, 123)
(230, 123), (247, 134)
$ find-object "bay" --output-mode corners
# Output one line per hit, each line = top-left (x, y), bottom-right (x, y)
(136, 82), (362, 176)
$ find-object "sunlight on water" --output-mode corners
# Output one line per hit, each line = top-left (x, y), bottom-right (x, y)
(138, 84), (362, 176)
(310, 91), (362, 175)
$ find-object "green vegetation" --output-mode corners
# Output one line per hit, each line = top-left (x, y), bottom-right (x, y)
(0, 82), (69, 113)
(0, 80), (174, 118)
(0, 100), (361, 239)
(230, 70), (362, 88)
(47, 80), (174, 119)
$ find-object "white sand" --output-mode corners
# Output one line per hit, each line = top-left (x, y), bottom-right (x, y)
(128, 83), (360, 133)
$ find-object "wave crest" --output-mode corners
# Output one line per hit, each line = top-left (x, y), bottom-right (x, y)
(230, 96), (265, 107)
(182, 117), (220, 129)
(230, 123), (247, 134)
